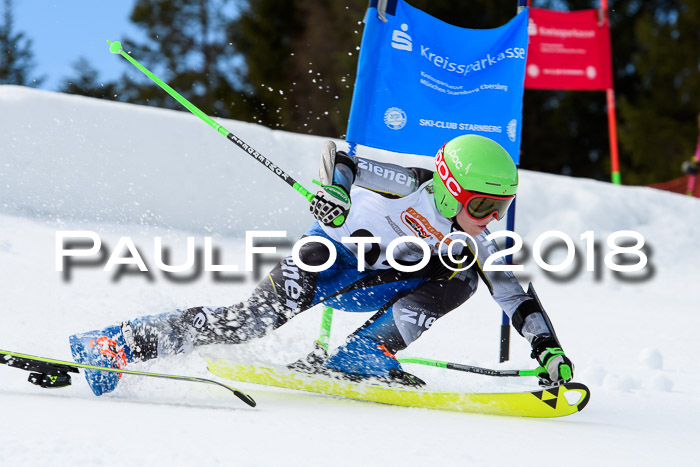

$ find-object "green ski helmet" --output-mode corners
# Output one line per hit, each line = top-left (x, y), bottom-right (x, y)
(432, 134), (518, 218)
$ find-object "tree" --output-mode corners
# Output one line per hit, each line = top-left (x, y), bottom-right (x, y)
(507, 0), (700, 184)
(228, 1), (365, 135)
(117, 0), (697, 184)
(59, 57), (121, 100)
(120, 0), (252, 119)
(617, 0), (700, 184)
(0, 0), (42, 86)
(227, 0), (518, 137)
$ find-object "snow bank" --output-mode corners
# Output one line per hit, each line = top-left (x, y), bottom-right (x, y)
(1, 86), (698, 467)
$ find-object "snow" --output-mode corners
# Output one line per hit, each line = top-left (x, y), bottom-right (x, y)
(1, 85), (698, 466)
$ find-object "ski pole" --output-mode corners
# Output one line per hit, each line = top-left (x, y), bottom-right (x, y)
(106, 40), (315, 204)
(1, 349), (256, 407)
(397, 356), (547, 378)
(316, 306), (334, 352)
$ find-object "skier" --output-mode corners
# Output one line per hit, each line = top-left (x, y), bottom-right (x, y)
(70, 134), (574, 396)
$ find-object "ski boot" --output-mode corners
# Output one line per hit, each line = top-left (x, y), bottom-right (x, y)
(287, 341), (329, 374)
(69, 324), (133, 396)
(323, 334), (425, 387)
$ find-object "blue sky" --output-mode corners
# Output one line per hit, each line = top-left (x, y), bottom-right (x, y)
(13, 1), (143, 90)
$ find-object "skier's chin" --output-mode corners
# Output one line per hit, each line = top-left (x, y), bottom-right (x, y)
(466, 224), (487, 236)
(454, 216), (482, 236)
(455, 208), (494, 236)
(455, 219), (486, 236)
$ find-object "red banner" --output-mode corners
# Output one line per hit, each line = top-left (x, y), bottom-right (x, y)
(524, 8), (613, 90)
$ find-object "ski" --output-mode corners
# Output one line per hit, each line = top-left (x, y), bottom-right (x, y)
(205, 358), (590, 417)
(0, 349), (256, 407)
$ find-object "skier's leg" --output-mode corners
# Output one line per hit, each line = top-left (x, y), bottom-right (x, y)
(69, 225), (364, 395)
(123, 230), (366, 361)
(323, 255), (479, 385)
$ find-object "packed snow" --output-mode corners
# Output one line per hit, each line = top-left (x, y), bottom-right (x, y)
(1, 85), (698, 466)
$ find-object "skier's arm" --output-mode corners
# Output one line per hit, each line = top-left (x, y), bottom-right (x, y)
(353, 157), (428, 198)
(473, 230), (531, 316)
(474, 231), (574, 386)
(512, 287), (574, 387)
(316, 140), (430, 198)
(311, 141), (428, 226)
(311, 142), (356, 227)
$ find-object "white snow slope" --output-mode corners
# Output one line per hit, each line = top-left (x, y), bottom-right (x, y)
(1, 85), (698, 466)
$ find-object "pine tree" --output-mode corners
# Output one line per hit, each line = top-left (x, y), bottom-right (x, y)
(504, 0), (700, 184)
(617, 0), (700, 184)
(226, 0), (306, 129)
(115, 0), (698, 184)
(59, 57), (121, 100)
(120, 0), (250, 119)
(228, 1), (366, 135)
(0, 0), (42, 86)
(227, 0), (518, 138)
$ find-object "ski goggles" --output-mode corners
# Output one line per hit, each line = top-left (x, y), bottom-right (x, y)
(461, 191), (514, 221)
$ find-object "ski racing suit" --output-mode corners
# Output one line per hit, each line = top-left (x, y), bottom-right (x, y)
(119, 156), (554, 372)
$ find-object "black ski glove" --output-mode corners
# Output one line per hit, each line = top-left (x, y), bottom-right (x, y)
(310, 181), (351, 227)
(531, 334), (574, 387)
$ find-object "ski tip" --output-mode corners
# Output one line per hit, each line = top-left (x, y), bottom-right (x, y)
(565, 382), (591, 412)
(235, 390), (257, 408)
(107, 40), (123, 54)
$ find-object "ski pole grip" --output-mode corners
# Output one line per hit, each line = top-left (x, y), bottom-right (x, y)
(107, 40), (123, 54)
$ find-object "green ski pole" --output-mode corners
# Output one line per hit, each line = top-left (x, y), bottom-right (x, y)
(397, 356), (547, 378)
(106, 40), (315, 203)
(316, 306), (334, 352)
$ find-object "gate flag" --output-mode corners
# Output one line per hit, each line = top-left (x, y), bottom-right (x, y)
(347, 0), (529, 162)
(524, 8), (613, 90)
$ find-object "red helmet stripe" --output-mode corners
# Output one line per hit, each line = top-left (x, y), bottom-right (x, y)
(435, 145), (469, 204)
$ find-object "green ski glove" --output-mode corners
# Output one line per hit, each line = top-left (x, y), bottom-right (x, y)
(531, 334), (574, 387)
(310, 181), (351, 227)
